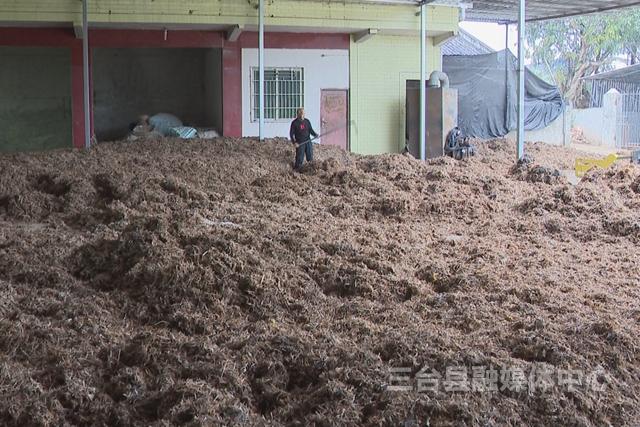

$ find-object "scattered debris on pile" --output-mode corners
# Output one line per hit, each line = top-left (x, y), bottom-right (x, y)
(0, 137), (639, 426)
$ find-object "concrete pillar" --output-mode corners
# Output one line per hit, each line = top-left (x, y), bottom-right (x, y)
(71, 43), (87, 149)
(563, 106), (572, 147)
(602, 89), (621, 149)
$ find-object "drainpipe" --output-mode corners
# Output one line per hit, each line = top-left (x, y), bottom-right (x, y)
(428, 71), (449, 89)
(258, 0), (265, 141)
(82, 0), (91, 148)
(517, 0), (525, 159)
(419, 1), (427, 161)
(505, 22), (510, 52)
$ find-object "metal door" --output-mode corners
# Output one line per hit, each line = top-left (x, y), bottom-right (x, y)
(320, 89), (348, 150)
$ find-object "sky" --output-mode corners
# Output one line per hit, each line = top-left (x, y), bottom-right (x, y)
(459, 21), (519, 53)
(458, 21), (629, 70)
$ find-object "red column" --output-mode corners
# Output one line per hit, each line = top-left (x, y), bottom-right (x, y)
(70, 42), (86, 149)
(222, 43), (243, 137)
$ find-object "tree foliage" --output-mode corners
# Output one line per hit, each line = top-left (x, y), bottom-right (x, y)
(619, 9), (640, 65)
(527, 9), (640, 106)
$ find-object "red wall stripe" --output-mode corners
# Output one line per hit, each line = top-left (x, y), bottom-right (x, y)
(236, 32), (350, 50)
(89, 29), (225, 48)
(0, 28), (77, 46)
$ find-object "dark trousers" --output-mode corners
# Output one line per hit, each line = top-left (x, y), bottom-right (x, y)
(294, 141), (314, 169)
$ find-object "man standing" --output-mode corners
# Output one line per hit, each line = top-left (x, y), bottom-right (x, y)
(290, 108), (318, 170)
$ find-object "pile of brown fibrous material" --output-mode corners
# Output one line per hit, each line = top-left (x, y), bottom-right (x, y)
(0, 137), (639, 426)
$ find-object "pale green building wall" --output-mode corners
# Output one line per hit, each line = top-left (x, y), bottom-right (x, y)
(0, 0), (459, 155)
(0, 0), (458, 35)
(350, 35), (441, 155)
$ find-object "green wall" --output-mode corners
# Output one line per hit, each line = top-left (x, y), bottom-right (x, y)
(350, 35), (441, 155)
(0, 47), (72, 152)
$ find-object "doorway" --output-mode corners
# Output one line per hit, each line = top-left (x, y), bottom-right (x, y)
(0, 47), (72, 152)
(92, 48), (222, 141)
(320, 89), (348, 150)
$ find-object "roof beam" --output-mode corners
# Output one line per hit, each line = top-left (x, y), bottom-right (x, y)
(461, 0), (640, 22)
(73, 21), (83, 39)
(353, 28), (379, 43)
(433, 31), (456, 46)
(226, 24), (243, 42)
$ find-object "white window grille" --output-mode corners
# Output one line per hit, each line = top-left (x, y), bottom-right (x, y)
(251, 67), (304, 122)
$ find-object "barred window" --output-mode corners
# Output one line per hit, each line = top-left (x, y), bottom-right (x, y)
(251, 67), (304, 121)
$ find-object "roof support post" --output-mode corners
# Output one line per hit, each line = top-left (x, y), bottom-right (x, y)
(517, 0), (525, 160)
(258, 0), (265, 141)
(505, 23), (509, 125)
(82, 0), (91, 149)
(419, 1), (427, 161)
(505, 23), (510, 51)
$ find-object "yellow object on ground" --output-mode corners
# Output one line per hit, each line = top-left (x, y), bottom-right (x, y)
(575, 154), (620, 177)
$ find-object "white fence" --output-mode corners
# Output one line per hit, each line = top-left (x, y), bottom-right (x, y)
(618, 92), (640, 148)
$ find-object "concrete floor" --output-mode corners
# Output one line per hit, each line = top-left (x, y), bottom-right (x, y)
(570, 143), (631, 156)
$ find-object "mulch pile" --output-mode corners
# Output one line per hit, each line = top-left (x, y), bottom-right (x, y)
(0, 137), (639, 426)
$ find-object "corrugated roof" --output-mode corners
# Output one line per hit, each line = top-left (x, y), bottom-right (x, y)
(429, 0), (640, 22)
(441, 29), (495, 56)
(307, 1), (640, 23)
(583, 64), (640, 83)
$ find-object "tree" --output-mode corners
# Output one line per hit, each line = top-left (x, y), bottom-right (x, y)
(620, 9), (640, 65)
(527, 10), (639, 106)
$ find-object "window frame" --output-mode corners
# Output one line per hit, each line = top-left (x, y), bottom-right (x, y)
(250, 67), (305, 123)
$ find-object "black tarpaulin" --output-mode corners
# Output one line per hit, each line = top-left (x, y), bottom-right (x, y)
(443, 50), (564, 139)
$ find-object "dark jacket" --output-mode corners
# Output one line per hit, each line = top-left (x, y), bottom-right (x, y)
(290, 118), (318, 144)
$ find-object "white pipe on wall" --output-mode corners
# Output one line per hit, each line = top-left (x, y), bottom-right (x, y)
(82, 0), (91, 148)
(517, 0), (525, 159)
(419, 1), (427, 161)
(258, 0), (265, 140)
